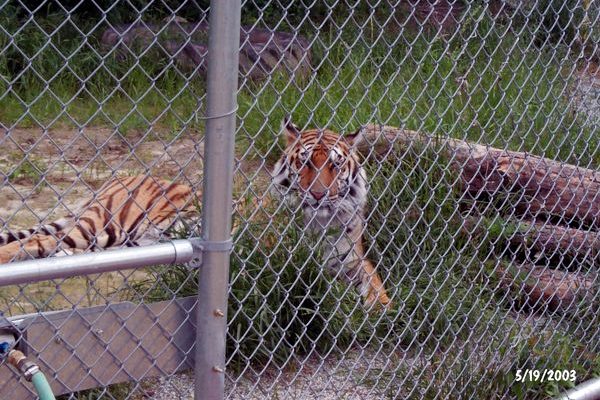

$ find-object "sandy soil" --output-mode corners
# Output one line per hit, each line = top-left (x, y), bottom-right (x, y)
(0, 126), (205, 229)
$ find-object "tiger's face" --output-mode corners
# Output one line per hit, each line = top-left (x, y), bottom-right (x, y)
(272, 117), (367, 223)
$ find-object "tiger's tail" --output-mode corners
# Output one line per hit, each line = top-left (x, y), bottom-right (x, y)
(0, 218), (70, 246)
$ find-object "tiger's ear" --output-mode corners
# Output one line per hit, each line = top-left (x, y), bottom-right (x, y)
(282, 115), (301, 145)
(345, 126), (365, 146)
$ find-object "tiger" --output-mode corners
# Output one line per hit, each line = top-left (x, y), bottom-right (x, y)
(0, 175), (200, 264)
(271, 117), (391, 309)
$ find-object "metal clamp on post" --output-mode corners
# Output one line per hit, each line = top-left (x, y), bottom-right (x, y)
(197, 105), (239, 121)
(190, 238), (233, 254)
(201, 239), (233, 252)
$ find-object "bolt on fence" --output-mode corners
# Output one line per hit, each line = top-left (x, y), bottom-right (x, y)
(0, 0), (599, 399)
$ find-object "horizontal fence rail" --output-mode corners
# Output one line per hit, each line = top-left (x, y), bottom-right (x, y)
(555, 378), (600, 400)
(0, 240), (195, 286)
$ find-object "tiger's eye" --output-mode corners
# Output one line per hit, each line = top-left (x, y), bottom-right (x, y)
(299, 150), (309, 161)
(330, 154), (342, 170)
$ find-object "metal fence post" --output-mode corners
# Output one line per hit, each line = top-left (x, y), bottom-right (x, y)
(195, 1), (241, 400)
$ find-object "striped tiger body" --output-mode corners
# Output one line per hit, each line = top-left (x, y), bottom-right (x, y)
(0, 176), (200, 264)
(272, 117), (391, 309)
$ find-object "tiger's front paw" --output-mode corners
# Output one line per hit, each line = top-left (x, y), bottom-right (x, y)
(0, 251), (18, 264)
(364, 287), (392, 311)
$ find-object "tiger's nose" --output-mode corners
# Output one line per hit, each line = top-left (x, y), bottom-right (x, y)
(310, 190), (326, 201)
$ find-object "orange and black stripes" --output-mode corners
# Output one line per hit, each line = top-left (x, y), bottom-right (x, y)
(0, 175), (200, 264)
(273, 120), (390, 309)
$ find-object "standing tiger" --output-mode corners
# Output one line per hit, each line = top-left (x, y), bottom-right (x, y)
(0, 175), (199, 264)
(272, 117), (391, 309)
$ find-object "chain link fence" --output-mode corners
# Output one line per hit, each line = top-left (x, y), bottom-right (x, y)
(0, 0), (599, 399)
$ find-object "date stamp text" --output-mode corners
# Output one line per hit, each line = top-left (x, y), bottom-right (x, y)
(515, 369), (576, 383)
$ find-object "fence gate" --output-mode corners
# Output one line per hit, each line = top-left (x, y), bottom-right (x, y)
(0, 1), (599, 399)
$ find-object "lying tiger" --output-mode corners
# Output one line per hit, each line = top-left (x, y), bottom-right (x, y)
(272, 117), (391, 309)
(0, 120), (390, 309)
(0, 175), (199, 264)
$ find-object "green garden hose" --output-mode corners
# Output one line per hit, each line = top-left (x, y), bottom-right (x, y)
(8, 350), (56, 400)
(30, 371), (56, 400)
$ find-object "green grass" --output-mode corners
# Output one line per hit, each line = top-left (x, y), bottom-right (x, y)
(0, 9), (205, 133)
(4, 151), (47, 185)
(0, 7), (596, 168)
(237, 9), (596, 166)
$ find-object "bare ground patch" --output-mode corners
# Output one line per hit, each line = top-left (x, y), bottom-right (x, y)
(0, 126), (205, 229)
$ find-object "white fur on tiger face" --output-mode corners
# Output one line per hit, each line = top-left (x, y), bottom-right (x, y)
(272, 118), (368, 231)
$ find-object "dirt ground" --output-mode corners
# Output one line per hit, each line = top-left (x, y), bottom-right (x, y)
(0, 126), (205, 228)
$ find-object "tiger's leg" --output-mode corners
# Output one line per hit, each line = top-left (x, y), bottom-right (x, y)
(325, 220), (391, 309)
(0, 221), (103, 263)
(0, 234), (63, 264)
(354, 249), (391, 309)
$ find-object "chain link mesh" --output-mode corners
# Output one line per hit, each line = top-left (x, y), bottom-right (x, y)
(0, 0), (598, 399)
